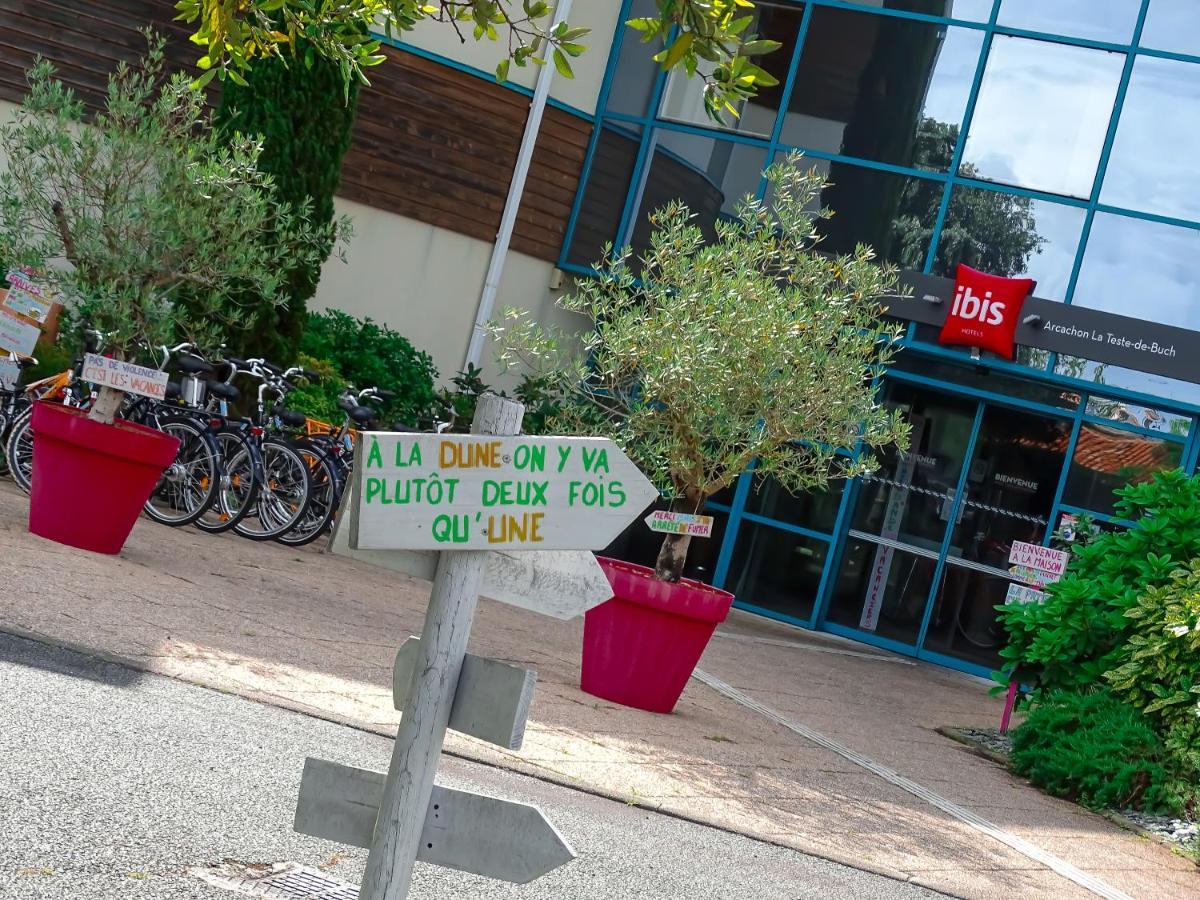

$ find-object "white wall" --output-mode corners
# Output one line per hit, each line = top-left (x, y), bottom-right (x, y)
(315, 196), (584, 388)
(401, 0), (622, 114)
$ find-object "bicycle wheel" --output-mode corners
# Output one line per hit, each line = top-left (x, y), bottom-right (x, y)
(194, 427), (261, 534)
(233, 438), (311, 541)
(276, 441), (342, 547)
(143, 417), (221, 527)
(6, 405), (33, 493)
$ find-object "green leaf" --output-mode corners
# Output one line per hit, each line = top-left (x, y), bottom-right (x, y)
(496, 58), (511, 82)
(660, 32), (694, 71)
(552, 48), (574, 78)
(740, 39), (782, 56)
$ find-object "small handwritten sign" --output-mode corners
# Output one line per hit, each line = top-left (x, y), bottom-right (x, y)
(1005, 583), (1045, 605)
(644, 510), (714, 537)
(0, 358), (19, 390)
(81, 353), (168, 400)
(1008, 564), (1059, 589)
(3, 270), (53, 324)
(1008, 540), (1070, 578)
(353, 433), (659, 551)
(0, 307), (40, 356)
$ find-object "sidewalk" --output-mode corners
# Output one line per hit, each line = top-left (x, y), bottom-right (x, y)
(1, 483), (1194, 900)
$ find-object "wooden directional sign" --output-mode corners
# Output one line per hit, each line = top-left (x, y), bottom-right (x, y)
(329, 462), (615, 620)
(294, 757), (575, 884)
(351, 433), (658, 551)
(393, 637), (535, 750)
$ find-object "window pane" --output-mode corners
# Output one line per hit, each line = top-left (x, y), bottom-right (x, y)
(890, 354), (1081, 410)
(996, 0), (1141, 44)
(564, 123), (642, 267)
(781, 8), (984, 171)
(1055, 355), (1200, 409)
(1061, 422), (1184, 516)
(921, 565), (1009, 669)
(931, 188), (1086, 300)
(1085, 396), (1193, 436)
(606, 0), (661, 118)
(745, 477), (844, 533)
(627, 130), (768, 258)
(1072, 213), (1200, 329)
(1141, 0), (1200, 58)
(659, 1), (804, 138)
(726, 524), (830, 623)
(961, 36), (1124, 198)
(1101, 57), (1200, 221)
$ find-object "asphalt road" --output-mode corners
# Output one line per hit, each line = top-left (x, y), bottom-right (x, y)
(0, 632), (942, 900)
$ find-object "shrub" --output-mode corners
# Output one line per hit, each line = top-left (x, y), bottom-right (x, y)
(1106, 560), (1200, 794)
(282, 355), (344, 425)
(299, 309), (437, 427)
(1010, 690), (1197, 816)
(997, 469), (1200, 694)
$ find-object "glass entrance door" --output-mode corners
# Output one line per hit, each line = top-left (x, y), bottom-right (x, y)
(822, 383), (1072, 668)
(823, 384), (978, 649)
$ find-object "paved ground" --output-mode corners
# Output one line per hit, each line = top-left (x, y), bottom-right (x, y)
(0, 632), (943, 900)
(0, 483), (1196, 899)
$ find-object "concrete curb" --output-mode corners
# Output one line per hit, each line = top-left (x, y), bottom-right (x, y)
(1, 625), (961, 899)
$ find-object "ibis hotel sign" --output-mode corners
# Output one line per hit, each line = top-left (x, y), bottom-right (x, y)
(887, 271), (1200, 385)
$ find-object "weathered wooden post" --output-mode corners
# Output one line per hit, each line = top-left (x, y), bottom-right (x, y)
(359, 393), (522, 900)
(294, 393), (659, 899)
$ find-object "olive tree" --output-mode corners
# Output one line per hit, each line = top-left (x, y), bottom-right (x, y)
(0, 35), (344, 423)
(175, 0), (780, 120)
(491, 154), (910, 582)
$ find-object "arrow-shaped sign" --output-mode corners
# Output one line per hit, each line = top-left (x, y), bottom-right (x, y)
(294, 757), (575, 884)
(329, 463), (615, 620)
(351, 433), (658, 552)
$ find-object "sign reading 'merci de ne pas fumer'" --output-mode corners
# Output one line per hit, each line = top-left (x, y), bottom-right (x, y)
(353, 433), (659, 551)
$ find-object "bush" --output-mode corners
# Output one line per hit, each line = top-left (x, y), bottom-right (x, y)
(281, 355), (344, 426)
(299, 310), (437, 427)
(1010, 690), (1197, 815)
(997, 470), (1200, 694)
(1106, 560), (1200, 793)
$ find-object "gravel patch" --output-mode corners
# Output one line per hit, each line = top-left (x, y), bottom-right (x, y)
(954, 726), (1013, 757)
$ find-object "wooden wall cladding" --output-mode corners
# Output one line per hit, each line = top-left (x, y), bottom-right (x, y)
(0, 1), (591, 263)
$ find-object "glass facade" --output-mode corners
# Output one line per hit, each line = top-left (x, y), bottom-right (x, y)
(571, 0), (1200, 677)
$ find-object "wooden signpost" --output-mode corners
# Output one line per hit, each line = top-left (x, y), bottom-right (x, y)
(298, 395), (659, 900)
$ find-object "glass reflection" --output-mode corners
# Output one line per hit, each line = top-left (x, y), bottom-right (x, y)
(1085, 396), (1192, 436)
(922, 566), (1008, 669)
(1140, 0), (1200, 58)
(996, 0), (1141, 44)
(659, 1), (804, 137)
(1102, 57), (1200, 221)
(932, 189), (1086, 300)
(781, 8), (983, 171)
(1061, 422), (1184, 516)
(1055, 355), (1200, 410)
(746, 476), (844, 533)
(1072, 213), (1200, 330)
(606, 0), (662, 118)
(826, 538), (936, 646)
(627, 130), (768, 259)
(726, 524), (829, 623)
(564, 123), (642, 267)
(961, 36), (1124, 198)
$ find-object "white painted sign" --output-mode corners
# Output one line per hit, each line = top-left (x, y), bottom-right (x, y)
(1008, 540), (1070, 578)
(353, 432), (658, 551)
(0, 307), (40, 356)
(645, 510), (714, 537)
(1005, 583), (1045, 605)
(3, 270), (54, 323)
(81, 353), (168, 400)
(294, 758), (575, 883)
(0, 358), (19, 391)
(330, 463), (614, 619)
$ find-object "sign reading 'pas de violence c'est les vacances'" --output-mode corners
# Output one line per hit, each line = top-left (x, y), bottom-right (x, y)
(352, 433), (660, 551)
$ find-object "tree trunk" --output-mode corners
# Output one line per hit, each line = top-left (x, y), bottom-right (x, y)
(654, 531), (693, 583)
(87, 386), (124, 425)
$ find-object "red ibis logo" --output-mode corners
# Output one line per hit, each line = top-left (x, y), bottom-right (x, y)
(938, 264), (1035, 361)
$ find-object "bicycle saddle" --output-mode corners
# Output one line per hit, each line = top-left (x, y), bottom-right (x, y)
(224, 356), (250, 370)
(16, 357), (36, 369)
(272, 405), (307, 428)
(348, 405), (377, 426)
(178, 354), (214, 375)
(206, 380), (240, 402)
(165, 381), (182, 400)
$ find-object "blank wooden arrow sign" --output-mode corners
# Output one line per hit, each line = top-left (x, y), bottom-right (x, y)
(329, 465), (615, 620)
(294, 757), (575, 884)
(350, 433), (658, 551)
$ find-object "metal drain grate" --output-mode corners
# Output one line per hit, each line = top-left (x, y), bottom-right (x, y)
(193, 861), (359, 900)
